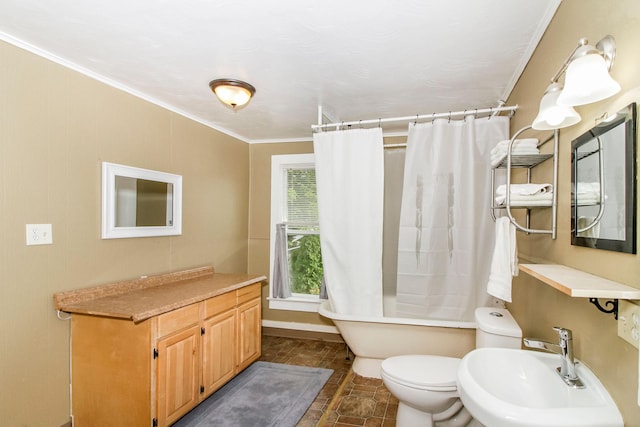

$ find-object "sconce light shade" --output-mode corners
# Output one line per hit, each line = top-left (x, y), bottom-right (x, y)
(557, 38), (620, 106)
(532, 83), (582, 130)
(209, 79), (256, 109)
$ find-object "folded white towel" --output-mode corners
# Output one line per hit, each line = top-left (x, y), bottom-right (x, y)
(573, 182), (603, 206)
(575, 182), (601, 194)
(506, 199), (554, 207)
(495, 183), (552, 196)
(493, 138), (539, 148)
(495, 192), (553, 206)
(490, 138), (539, 156)
(487, 217), (518, 303)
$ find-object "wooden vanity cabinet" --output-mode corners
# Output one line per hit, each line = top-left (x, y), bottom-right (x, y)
(155, 303), (202, 426)
(201, 290), (237, 398)
(69, 281), (262, 427)
(237, 285), (262, 371)
(70, 314), (154, 427)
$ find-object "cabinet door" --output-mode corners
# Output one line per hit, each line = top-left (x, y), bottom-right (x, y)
(201, 309), (237, 396)
(237, 297), (261, 371)
(156, 325), (201, 427)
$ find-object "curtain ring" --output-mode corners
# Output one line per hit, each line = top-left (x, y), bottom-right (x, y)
(359, 120), (363, 129)
(463, 110), (467, 122)
(448, 112), (451, 123)
(474, 109), (478, 119)
(378, 118), (382, 128)
(488, 107), (493, 119)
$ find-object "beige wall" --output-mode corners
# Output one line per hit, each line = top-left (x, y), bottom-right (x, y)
(0, 41), (250, 425)
(507, 0), (640, 424)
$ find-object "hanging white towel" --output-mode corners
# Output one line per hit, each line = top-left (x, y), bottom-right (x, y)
(487, 217), (518, 303)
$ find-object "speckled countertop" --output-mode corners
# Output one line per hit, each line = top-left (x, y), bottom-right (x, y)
(53, 266), (266, 323)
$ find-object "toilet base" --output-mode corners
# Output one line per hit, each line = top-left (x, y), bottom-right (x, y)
(396, 401), (476, 427)
(397, 402), (435, 427)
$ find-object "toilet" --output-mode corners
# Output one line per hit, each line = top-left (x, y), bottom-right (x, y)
(381, 307), (522, 427)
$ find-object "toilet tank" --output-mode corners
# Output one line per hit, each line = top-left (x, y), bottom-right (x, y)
(475, 307), (522, 349)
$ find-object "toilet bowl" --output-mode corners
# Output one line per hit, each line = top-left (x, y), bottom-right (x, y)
(381, 307), (522, 427)
(381, 355), (472, 427)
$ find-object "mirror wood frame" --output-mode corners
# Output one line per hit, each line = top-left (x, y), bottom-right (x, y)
(102, 162), (183, 239)
(571, 103), (637, 253)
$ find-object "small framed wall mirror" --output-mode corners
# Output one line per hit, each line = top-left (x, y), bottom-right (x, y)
(571, 103), (637, 253)
(102, 162), (182, 239)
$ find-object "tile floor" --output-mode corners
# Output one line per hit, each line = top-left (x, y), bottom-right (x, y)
(259, 334), (398, 427)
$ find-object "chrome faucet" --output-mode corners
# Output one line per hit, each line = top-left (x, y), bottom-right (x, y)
(523, 326), (584, 388)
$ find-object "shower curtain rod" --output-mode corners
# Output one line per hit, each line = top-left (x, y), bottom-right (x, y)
(311, 105), (518, 132)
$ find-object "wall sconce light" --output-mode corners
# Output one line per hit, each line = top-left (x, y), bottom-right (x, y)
(532, 35), (621, 130)
(532, 82), (581, 130)
(209, 78), (256, 109)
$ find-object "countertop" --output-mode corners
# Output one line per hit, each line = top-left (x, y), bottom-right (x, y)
(53, 266), (267, 322)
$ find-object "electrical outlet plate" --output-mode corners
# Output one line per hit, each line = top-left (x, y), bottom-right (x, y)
(26, 224), (53, 245)
(618, 299), (640, 349)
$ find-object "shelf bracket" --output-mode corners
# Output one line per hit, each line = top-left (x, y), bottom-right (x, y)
(588, 298), (618, 319)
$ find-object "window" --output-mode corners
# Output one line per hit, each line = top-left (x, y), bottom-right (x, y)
(269, 154), (324, 312)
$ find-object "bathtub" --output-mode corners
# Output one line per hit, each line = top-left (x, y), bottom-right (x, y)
(318, 297), (477, 378)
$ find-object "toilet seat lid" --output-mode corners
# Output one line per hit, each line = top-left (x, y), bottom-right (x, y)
(381, 355), (459, 391)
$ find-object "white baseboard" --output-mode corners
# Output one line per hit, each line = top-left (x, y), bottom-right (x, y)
(261, 319), (339, 335)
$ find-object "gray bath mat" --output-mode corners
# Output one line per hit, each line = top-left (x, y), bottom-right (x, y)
(173, 361), (333, 427)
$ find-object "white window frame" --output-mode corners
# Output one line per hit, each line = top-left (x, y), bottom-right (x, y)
(269, 153), (321, 312)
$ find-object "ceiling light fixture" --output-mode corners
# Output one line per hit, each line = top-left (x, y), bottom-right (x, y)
(532, 82), (581, 130)
(209, 78), (256, 109)
(532, 35), (621, 130)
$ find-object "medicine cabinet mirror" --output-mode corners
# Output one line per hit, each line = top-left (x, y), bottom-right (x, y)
(102, 162), (182, 239)
(571, 103), (637, 253)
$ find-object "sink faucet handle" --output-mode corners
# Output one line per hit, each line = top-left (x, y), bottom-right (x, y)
(552, 326), (573, 343)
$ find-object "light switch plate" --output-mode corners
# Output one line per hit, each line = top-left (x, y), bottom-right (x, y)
(618, 299), (640, 349)
(26, 224), (53, 245)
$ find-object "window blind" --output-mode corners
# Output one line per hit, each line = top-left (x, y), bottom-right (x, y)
(286, 168), (318, 224)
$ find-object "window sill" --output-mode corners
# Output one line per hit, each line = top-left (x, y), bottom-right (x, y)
(268, 296), (322, 312)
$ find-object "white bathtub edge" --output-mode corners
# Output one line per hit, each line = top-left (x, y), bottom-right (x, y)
(318, 300), (477, 329)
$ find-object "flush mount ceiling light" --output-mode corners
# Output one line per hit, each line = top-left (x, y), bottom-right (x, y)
(532, 35), (621, 131)
(209, 78), (256, 109)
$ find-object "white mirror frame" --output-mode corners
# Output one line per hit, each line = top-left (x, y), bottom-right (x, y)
(102, 162), (182, 239)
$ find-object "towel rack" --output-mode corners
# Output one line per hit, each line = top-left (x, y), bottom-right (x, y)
(490, 126), (558, 239)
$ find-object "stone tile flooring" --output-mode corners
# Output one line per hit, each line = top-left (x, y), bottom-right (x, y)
(259, 335), (398, 427)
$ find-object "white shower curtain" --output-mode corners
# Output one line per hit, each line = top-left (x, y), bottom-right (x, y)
(396, 116), (508, 321)
(313, 128), (384, 316)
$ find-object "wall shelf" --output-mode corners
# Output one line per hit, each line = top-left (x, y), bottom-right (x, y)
(491, 126), (558, 239)
(519, 263), (640, 318)
(519, 264), (640, 299)
(492, 153), (554, 169)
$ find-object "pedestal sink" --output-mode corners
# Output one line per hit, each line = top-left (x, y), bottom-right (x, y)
(457, 348), (623, 427)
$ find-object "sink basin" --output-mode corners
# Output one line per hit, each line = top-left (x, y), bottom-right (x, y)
(457, 348), (623, 427)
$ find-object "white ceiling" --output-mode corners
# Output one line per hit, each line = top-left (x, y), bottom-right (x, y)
(0, 0), (560, 143)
